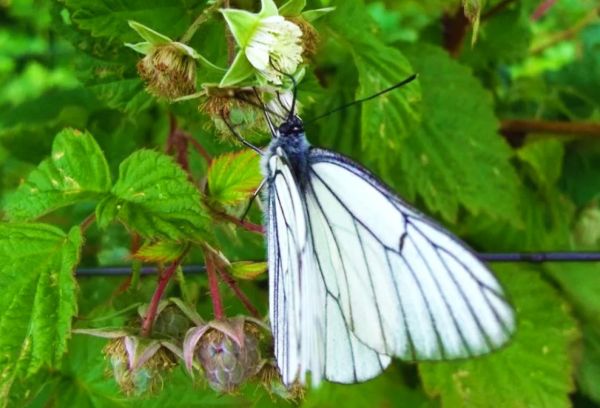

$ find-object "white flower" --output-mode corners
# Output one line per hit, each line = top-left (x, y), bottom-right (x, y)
(244, 16), (303, 85)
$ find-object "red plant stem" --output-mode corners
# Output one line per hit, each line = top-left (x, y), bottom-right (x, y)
(500, 119), (600, 138)
(531, 0), (558, 20)
(216, 264), (261, 319)
(442, 7), (470, 58)
(80, 213), (96, 233)
(204, 250), (225, 320)
(211, 207), (265, 234)
(183, 132), (213, 164)
(141, 250), (188, 336)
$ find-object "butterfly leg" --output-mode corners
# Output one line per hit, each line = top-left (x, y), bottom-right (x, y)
(220, 112), (263, 154)
(240, 178), (267, 222)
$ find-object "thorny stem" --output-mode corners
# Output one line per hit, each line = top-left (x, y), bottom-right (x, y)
(141, 248), (189, 336)
(166, 115), (191, 175)
(80, 213), (96, 233)
(204, 249), (225, 320)
(180, 0), (223, 44)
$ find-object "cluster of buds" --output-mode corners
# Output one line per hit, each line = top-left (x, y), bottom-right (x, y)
(74, 299), (283, 396)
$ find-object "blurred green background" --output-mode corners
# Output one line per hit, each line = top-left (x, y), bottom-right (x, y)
(1, 0), (600, 406)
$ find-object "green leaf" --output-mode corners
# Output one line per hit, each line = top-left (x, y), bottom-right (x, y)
(303, 367), (435, 407)
(63, 0), (198, 42)
(398, 43), (521, 223)
(4, 128), (112, 221)
(517, 138), (564, 189)
(419, 266), (578, 408)
(326, 0), (421, 179)
(97, 150), (210, 241)
(302, 7), (336, 22)
(128, 20), (171, 46)
(279, 0), (306, 16)
(229, 261), (267, 280)
(219, 51), (255, 87)
(207, 149), (262, 206)
(134, 240), (187, 263)
(0, 224), (83, 403)
(577, 323), (600, 404)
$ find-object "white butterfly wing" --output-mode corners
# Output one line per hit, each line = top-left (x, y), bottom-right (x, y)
(266, 150), (391, 386)
(304, 148), (515, 361)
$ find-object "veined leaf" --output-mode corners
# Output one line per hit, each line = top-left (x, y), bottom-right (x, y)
(0, 224), (83, 404)
(96, 150), (210, 241)
(207, 149), (262, 206)
(398, 44), (521, 224)
(326, 0), (421, 179)
(4, 129), (111, 221)
(419, 266), (578, 408)
(578, 323), (600, 404)
(229, 261), (267, 281)
(517, 138), (564, 190)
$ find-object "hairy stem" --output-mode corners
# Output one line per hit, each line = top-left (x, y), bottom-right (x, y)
(183, 132), (213, 164)
(204, 249), (225, 320)
(141, 249), (189, 336)
(209, 205), (265, 234)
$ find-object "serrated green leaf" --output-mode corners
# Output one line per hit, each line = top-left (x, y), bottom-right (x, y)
(101, 150), (210, 241)
(517, 138), (564, 189)
(4, 129), (112, 221)
(134, 240), (187, 263)
(63, 0), (198, 42)
(398, 43), (521, 223)
(419, 266), (578, 408)
(229, 261), (267, 280)
(326, 0), (421, 180)
(0, 224), (83, 403)
(207, 149), (262, 206)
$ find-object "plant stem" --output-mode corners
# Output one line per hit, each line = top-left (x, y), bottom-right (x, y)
(204, 249), (225, 320)
(531, 0), (558, 20)
(80, 213), (96, 233)
(141, 249), (189, 336)
(183, 132), (213, 164)
(500, 119), (600, 138)
(224, 0), (235, 64)
(209, 205), (265, 234)
(216, 264), (261, 319)
(530, 7), (599, 54)
(180, 0), (223, 44)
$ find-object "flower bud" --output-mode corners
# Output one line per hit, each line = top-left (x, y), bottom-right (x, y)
(183, 317), (265, 392)
(137, 44), (197, 101)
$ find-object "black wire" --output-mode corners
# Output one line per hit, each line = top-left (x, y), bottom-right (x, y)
(76, 252), (600, 276)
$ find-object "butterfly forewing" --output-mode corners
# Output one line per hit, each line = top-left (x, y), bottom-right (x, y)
(305, 148), (515, 360)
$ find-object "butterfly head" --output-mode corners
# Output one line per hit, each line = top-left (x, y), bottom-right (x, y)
(278, 115), (304, 138)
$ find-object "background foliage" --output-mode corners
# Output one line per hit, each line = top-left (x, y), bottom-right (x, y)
(1, 0), (600, 406)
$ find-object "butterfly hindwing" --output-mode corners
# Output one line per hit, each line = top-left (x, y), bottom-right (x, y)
(266, 150), (391, 386)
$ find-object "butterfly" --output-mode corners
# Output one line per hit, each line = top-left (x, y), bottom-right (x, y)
(230, 76), (515, 387)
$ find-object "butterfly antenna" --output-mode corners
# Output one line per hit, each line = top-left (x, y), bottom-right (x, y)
(304, 74), (418, 125)
(269, 60), (298, 120)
